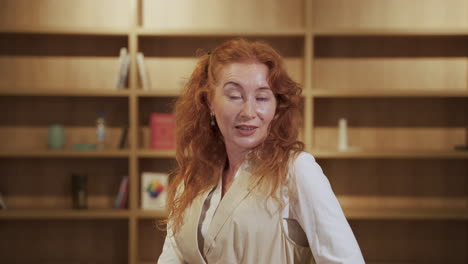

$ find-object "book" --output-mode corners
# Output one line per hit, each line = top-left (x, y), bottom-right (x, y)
(115, 47), (130, 90)
(136, 52), (151, 90)
(114, 176), (129, 209)
(141, 172), (168, 210)
(0, 192), (7, 209)
(118, 125), (128, 149)
(150, 113), (176, 150)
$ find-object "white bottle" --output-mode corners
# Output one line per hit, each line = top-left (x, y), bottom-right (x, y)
(338, 118), (348, 151)
(96, 111), (107, 150)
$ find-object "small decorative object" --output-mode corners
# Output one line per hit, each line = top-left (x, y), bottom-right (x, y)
(48, 124), (65, 150)
(96, 111), (107, 150)
(338, 118), (348, 151)
(71, 174), (88, 209)
(141, 172), (168, 210)
(0, 192), (7, 209)
(150, 113), (175, 150)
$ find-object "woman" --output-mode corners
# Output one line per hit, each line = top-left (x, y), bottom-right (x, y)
(158, 39), (365, 264)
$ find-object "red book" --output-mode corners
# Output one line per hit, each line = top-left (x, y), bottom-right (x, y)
(150, 113), (175, 150)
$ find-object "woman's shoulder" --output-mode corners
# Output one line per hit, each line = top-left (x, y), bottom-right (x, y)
(290, 151), (317, 169)
(288, 151), (326, 184)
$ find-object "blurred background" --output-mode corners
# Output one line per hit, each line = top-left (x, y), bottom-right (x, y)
(0, 0), (468, 263)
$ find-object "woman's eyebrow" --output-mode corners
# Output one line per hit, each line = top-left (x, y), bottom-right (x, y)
(257, 87), (271, 91)
(223, 81), (242, 89)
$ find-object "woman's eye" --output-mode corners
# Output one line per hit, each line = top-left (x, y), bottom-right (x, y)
(229, 95), (242, 100)
(256, 97), (269, 102)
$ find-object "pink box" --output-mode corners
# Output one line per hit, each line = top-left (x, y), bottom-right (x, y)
(150, 113), (175, 150)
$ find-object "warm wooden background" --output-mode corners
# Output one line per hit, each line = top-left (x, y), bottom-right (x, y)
(0, 0), (467, 263)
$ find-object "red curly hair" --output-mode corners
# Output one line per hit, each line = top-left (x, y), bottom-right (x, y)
(166, 38), (304, 234)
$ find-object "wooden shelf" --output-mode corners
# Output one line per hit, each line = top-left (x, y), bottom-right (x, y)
(311, 149), (468, 159)
(137, 209), (168, 219)
(136, 90), (179, 97)
(137, 28), (306, 37)
(0, 88), (131, 97)
(0, 209), (130, 219)
(313, 27), (468, 36)
(0, 26), (130, 36)
(0, 150), (131, 158)
(344, 207), (468, 220)
(137, 150), (176, 158)
(309, 89), (468, 98)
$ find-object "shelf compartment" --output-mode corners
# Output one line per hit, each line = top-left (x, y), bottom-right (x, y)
(0, 96), (129, 152)
(0, 158), (129, 210)
(351, 220), (467, 263)
(0, 33), (128, 92)
(0, 0), (130, 30)
(320, 158), (468, 220)
(138, 219), (166, 264)
(312, 97), (468, 152)
(312, 0), (468, 29)
(0, 219), (128, 264)
(141, 0), (304, 30)
(313, 36), (468, 93)
(137, 36), (303, 94)
(0, 209), (130, 219)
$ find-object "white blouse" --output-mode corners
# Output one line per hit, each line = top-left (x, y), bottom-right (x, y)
(158, 152), (365, 264)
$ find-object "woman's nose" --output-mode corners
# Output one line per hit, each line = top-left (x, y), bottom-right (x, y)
(240, 99), (255, 119)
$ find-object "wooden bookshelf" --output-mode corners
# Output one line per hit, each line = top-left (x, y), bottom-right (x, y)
(310, 89), (468, 98)
(136, 27), (306, 37)
(0, 150), (131, 158)
(313, 27), (468, 36)
(310, 150), (468, 159)
(1, 0), (467, 263)
(0, 209), (131, 219)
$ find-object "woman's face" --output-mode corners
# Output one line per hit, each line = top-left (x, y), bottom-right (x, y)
(209, 62), (277, 156)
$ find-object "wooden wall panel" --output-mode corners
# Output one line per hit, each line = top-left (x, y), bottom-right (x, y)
(139, 36), (304, 92)
(313, 0), (468, 28)
(0, 220), (128, 264)
(0, 34), (127, 91)
(0, 0), (130, 28)
(314, 58), (468, 91)
(138, 220), (166, 263)
(351, 220), (468, 263)
(142, 0), (304, 29)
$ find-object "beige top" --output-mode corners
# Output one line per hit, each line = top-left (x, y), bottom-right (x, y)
(159, 152), (365, 263)
(173, 162), (314, 264)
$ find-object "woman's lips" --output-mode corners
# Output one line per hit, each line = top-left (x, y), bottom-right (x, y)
(235, 125), (258, 136)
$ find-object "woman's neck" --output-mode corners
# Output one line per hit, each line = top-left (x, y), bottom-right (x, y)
(222, 149), (247, 196)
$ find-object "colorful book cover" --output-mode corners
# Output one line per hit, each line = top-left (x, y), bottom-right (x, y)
(141, 172), (168, 210)
(150, 113), (175, 150)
